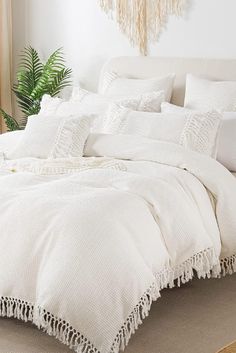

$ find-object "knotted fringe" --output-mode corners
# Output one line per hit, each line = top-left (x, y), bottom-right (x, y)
(0, 248), (235, 353)
(0, 298), (98, 353)
(220, 254), (236, 276)
(111, 247), (219, 353)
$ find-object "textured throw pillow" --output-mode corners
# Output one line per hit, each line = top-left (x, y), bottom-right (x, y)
(100, 72), (175, 102)
(7, 114), (91, 159)
(104, 103), (222, 157)
(161, 102), (236, 172)
(184, 74), (236, 111)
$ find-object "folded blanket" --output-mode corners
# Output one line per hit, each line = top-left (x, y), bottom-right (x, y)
(0, 134), (236, 353)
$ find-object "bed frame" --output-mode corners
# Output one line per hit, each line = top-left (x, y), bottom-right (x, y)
(99, 56), (236, 106)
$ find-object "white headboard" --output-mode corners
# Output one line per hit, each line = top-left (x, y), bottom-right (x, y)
(99, 56), (236, 106)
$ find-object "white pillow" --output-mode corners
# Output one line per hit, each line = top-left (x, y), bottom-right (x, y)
(161, 102), (192, 114)
(40, 94), (105, 132)
(7, 114), (91, 159)
(184, 74), (236, 111)
(217, 112), (236, 171)
(161, 102), (236, 172)
(40, 89), (165, 116)
(39, 90), (165, 133)
(104, 104), (221, 157)
(0, 130), (24, 154)
(71, 87), (165, 113)
(100, 72), (175, 102)
(39, 95), (63, 116)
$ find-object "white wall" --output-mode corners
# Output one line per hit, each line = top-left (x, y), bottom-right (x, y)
(12, 0), (236, 91)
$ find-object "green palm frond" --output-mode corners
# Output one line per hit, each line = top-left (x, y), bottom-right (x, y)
(0, 108), (21, 131)
(30, 48), (69, 100)
(20, 46), (43, 83)
(1, 47), (72, 131)
(13, 87), (35, 115)
(49, 68), (72, 96)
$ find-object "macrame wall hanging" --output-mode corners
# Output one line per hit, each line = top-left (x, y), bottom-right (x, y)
(99, 0), (188, 55)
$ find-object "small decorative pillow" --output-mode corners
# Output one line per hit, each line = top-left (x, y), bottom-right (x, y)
(7, 114), (91, 159)
(104, 103), (222, 157)
(161, 102), (236, 172)
(184, 74), (236, 111)
(100, 72), (175, 102)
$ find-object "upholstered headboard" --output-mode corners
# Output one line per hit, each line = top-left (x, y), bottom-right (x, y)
(99, 56), (236, 106)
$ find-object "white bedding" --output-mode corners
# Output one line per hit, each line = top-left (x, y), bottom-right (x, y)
(0, 130), (23, 153)
(0, 134), (236, 353)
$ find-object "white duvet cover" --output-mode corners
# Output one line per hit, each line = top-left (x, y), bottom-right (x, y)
(0, 134), (236, 353)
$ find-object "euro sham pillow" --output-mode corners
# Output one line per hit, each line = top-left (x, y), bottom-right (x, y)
(100, 72), (175, 102)
(184, 74), (236, 111)
(7, 114), (91, 160)
(161, 102), (236, 172)
(104, 104), (222, 157)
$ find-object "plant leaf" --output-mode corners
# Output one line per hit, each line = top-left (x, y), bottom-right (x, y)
(0, 47), (72, 130)
(48, 68), (72, 96)
(0, 108), (21, 131)
(30, 48), (71, 100)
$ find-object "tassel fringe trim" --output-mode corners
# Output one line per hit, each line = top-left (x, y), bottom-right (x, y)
(0, 299), (99, 353)
(111, 247), (220, 353)
(0, 249), (235, 353)
(220, 254), (236, 276)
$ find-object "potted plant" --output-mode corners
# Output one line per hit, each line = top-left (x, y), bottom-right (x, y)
(0, 47), (72, 131)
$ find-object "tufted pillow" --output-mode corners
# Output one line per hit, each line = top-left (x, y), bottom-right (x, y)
(7, 114), (91, 159)
(104, 103), (222, 157)
(161, 102), (236, 172)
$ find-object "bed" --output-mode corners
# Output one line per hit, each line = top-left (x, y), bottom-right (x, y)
(0, 56), (236, 353)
